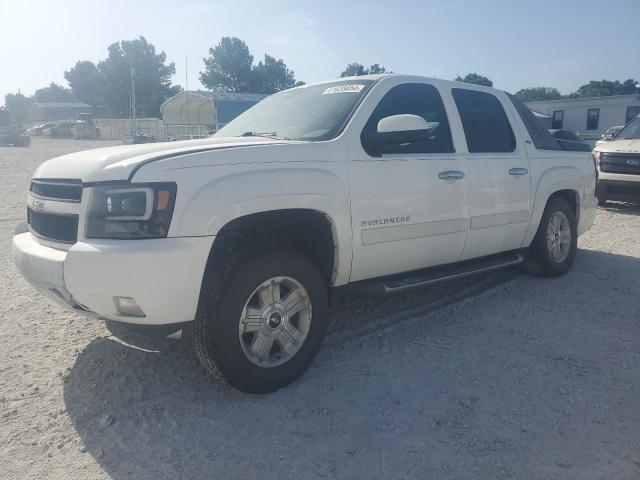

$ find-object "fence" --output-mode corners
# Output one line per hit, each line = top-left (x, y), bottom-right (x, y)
(95, 118), (208, 141)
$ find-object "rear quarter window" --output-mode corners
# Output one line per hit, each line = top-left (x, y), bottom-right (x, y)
(507, 93), (562, 151)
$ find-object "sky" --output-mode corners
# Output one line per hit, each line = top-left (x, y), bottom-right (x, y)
(1, 0), (638, 104)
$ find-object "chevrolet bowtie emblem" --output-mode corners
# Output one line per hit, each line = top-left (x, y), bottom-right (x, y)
(33, 199), (46, 212)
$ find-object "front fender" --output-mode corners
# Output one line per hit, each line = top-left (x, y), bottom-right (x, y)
(522, 166), (582, 247)
(174, 167), (352, 285)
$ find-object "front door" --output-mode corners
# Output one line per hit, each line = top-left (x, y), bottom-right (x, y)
(348, 82), (469, 282)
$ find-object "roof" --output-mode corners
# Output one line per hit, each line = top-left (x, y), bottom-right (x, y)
(305, 73), (391, 86)
(297, 73), (501, 92)
(525, 93), (639, 107)
(193, 91), (269, 102)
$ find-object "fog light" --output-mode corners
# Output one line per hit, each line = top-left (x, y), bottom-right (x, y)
(113, 296), (146, 317)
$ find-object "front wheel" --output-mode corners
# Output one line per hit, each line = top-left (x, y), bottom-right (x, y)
(523, 196), (577, 277)
(194, 250), (328, 393)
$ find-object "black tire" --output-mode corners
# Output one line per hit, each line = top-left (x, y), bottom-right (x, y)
(194, 250), (328, 394)
(523, 196), (577, 277)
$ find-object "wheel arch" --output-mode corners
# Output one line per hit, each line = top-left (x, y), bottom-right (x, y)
(175, 167), (352, 286)
(207, 208), (340, 287)
(523, 166), (582, 247)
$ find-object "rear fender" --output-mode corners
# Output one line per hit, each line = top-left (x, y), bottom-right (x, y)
(523, 166), (582, 247)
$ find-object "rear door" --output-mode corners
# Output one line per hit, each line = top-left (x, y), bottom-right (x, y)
(451, 88), (532, 260)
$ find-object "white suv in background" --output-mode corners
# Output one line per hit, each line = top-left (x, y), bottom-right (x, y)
(593, 115), (640, 204)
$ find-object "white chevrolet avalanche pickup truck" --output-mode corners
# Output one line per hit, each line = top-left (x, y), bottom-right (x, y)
(12, 75), (597, 393)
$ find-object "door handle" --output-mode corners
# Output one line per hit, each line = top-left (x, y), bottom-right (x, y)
(509, 167), (529, 176)
(438, 170), (465, 180)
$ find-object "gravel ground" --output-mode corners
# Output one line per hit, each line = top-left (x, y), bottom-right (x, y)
(1, 137), (639, 480)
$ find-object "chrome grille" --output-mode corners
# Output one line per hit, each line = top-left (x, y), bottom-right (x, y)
(600, 153), (640, 176)
(30, 179), (83, 202)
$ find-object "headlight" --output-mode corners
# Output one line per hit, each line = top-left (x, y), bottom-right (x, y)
(85, 183), (177, 239)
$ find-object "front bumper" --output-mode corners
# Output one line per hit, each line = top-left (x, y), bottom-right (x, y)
(596, 177), (640, 204)
(12, 230), (214, 325)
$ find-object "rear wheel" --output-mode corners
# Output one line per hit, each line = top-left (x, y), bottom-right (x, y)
(523, 196), (577, 277)
(194, 250), (328, 393)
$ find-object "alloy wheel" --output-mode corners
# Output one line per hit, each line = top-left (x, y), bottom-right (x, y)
(238, 276), (312, 368)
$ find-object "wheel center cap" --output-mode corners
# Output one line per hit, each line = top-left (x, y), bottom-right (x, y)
(268, 312), (282, 329)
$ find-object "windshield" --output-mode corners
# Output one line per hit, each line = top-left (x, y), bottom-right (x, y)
(616, 116), (640, 140)
(214, 80), (374, 141)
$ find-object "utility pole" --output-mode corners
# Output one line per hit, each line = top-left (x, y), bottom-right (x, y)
(16, 88), (22, 128)
(130, 65), (136, 139)
(186, 57), (191, 139)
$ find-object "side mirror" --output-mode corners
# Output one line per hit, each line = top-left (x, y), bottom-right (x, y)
(377, 114), (429, 133)
(363, 114), (430, 155)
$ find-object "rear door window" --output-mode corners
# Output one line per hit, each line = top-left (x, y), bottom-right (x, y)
(452, 89), (516, 153)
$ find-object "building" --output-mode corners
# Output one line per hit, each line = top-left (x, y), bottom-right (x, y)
(30, 102), (93, 122)
(525, 94), (640, 144)
(160, 91), (268, 131)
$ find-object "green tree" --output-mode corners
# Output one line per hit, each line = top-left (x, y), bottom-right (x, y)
(64, 61), (103, 106)
(97, 36), (178, 117)
(368, 64), (388, 75)
(454, 73), (493, 87)
(250, 54), (300, 94)
(4, 93), (32, 126)
(200, 37), (254, 92)
(514, 87), (562, 102)
(341, 62), (367, 77)
(200, 37), (303, 94)
(571, 79), (637, 98)
(32, 82), (75, 103)
(340, 62), (390, 77)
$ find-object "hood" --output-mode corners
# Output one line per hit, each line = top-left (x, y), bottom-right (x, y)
(33, 136), (286, 182)
(595, 139), (640, 154)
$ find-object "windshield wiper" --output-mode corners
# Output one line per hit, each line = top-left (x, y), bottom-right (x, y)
(239, 131), (289, 140)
